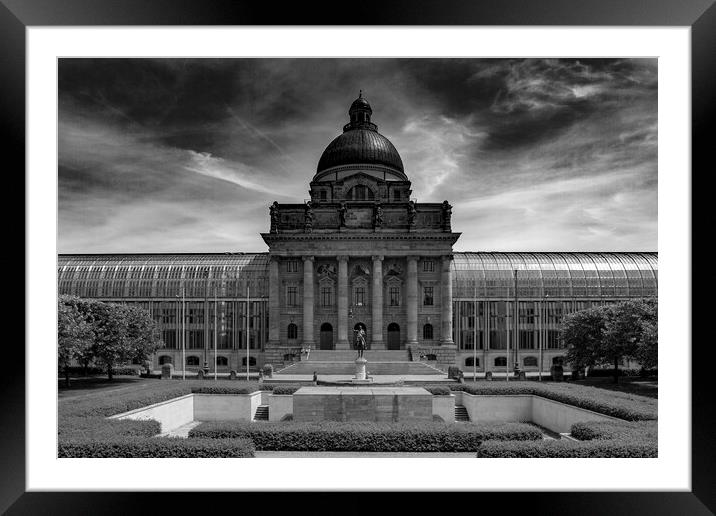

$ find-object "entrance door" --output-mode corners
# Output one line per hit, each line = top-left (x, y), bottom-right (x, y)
(387, 323), (401, 350)
(319, 323), (334, 350)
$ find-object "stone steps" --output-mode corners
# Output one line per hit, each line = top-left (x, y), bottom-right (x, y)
(304, 350), (410, 362)
(276, 361), (444, 376)
(254, 405), (269, 421)
(455, 405), (470, 422)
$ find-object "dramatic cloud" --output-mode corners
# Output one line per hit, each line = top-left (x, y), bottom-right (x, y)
(58, 58), (657, 253)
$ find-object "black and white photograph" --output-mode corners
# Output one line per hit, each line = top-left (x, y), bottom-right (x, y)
(56, 57), (660, 461)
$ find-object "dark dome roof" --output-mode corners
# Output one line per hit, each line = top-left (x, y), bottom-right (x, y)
(316, 128), (404, 174)
(349, 96), (372, 114)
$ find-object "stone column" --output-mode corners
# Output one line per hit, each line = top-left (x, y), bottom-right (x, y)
(302, 256), (315, 347)
(441, 255), (455, 344)
(406, 256), (419, 346)
(337, 255), (349, 348)
(371, 255), (384, 349)
(268, 256), (280, 345)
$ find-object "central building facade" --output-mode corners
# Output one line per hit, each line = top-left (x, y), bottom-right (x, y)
(261, 93), (461, 366)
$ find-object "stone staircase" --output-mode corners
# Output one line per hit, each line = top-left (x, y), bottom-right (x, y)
(276, 361), (444, 375)
(304, 350), (410, 362)
(254, 405), (269, 421)
(455, 405), (470, 422)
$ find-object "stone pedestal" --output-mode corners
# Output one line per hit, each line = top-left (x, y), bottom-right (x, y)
(354, 357), (368, 380)
(161, 363), (173, 379)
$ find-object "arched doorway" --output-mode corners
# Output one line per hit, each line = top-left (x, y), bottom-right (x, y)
(320, 322), (334, 350)
(387, 323), (401, 350)
(353, 322), (369, 350)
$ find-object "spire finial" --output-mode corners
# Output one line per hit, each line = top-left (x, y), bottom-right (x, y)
(359, 89), (362, 98)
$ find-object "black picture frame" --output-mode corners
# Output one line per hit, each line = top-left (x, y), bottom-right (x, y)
(2, 1), (713, 514)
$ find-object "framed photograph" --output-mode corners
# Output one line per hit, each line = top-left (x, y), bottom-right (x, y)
(4, 0), (713, 513)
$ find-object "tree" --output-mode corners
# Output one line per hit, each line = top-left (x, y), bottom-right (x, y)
(91, 302), (162, 380)
(59, 296), (162, 380)
(562, 298), (658, 383)
(57, 295), (94, 387)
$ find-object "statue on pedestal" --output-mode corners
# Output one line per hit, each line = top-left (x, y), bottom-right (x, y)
(339, 202), (347, 227)
(374, 202), (383, 229)
(442, 200), (452, 231)
(354, 327), (367, 358)
(304, 201), (314, 233)
(269, 201), (280, 233)
(407, 200), (417, 227)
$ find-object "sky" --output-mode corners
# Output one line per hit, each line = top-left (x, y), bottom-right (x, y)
(58, 58), (657, 253)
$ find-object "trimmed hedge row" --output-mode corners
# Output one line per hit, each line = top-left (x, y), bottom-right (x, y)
(441, 382), (657, 421)
(58, 437), (255, 458)
(60, 380), (261, 418)
(192, 385), (259, 395)
(271, 385), (302, 395)
(63, 366), (140, 376)
(570, 420), (658, 442)
(586, 368), (658, 378)
(59, 416), (161, 439)
(477, 439), (657, 458)
(189, 421), (542, 452)
(424, 386), (451, 396)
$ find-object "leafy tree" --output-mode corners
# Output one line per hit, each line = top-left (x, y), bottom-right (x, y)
(58, 296), (162, 380)
(57, 295), (94, 387)
(562, 298), (657, 383)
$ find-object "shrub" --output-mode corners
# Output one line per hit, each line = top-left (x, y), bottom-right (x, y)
(437, 382), (656, 421)
(447, 366), (463, 380)
(189, 421), (541, 452)
(192, 386), (259, 395)
(58, 416), (161, 439)
(262, 364), (274, 377)
(63, 366), (139, 376)
(58, 437), (255, 458)
(425, 386), (451, 396)
(570, 420), (657, 442)
(271, 385), (302, 395)
(477, 439), (657, 458)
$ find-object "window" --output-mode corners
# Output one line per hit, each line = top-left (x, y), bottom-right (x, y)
(321, 286), (333, 307)
(465, 357), (479, 367)
(552, 356), (564, 366)
(523, 356), (538, 367)
(286, 286), (298, 306)
(186, 356), (200, 366)
(423, 260), (434, 272)
(354, 287), (365, 306)
(389, 286), (400, 306)
(216, 356), (228, 366)
(287, 323), (298, 340)
(423, 324), (434, 340)
(286, 260), (298, 273)
(320, 190), (327, 201)
(546, 330), (561, 349)
(519, 330), (535, 349)
(347, 185), (374, 201)
(393, 190), (401, 201)
(494, 357), (507, 367)
(423, 286), (434, 306)
(242, 356), (257, 366)
(158, 355), (172, 365)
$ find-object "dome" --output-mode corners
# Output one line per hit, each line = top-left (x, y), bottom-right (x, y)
(316, 93), (404, 175)
(317, 129), (404, 174)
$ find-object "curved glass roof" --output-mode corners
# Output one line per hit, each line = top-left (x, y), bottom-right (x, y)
(58, 252), (657, 300)
(57, 254), (270, 299)
(452, 252), (657, 299)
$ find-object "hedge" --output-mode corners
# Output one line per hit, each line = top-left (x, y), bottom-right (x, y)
(477, 439), (657, 458)
(570, 420), (658, 442)
(271, 385), (302, 395)
(59, 416), (161, 439)
(424, 386), (451, 396)
(439, 382), (657, 421)
(189, 421), (541, 452)
(62, 366), (139, 376)
(58, 437), (255, 458)
(586, 368), (658, 378)
(191, 386), (259, 395)
(60, 380), (261, 418)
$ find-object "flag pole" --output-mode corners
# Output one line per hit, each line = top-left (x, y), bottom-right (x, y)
(246, 282), (250, 381)
(214, 284), (217, 381)
(473, 279), (477, 383)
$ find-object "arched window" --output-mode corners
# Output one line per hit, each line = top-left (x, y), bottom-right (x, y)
(494, 357), (507, 367)
(346, 185), (375, 201)
(320, 190), (327, 201)
(187, 356), (200, 366)
(523, 356), (538, 367)
(465, 357), (479, 367)
(552, 356), (564, 366)
(216, 356), (228, 366)
(158, 355), (172, 365)
(242, 356), (257, 366)
(423, 324), (434, 340)
(287, 323), (298, 340)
